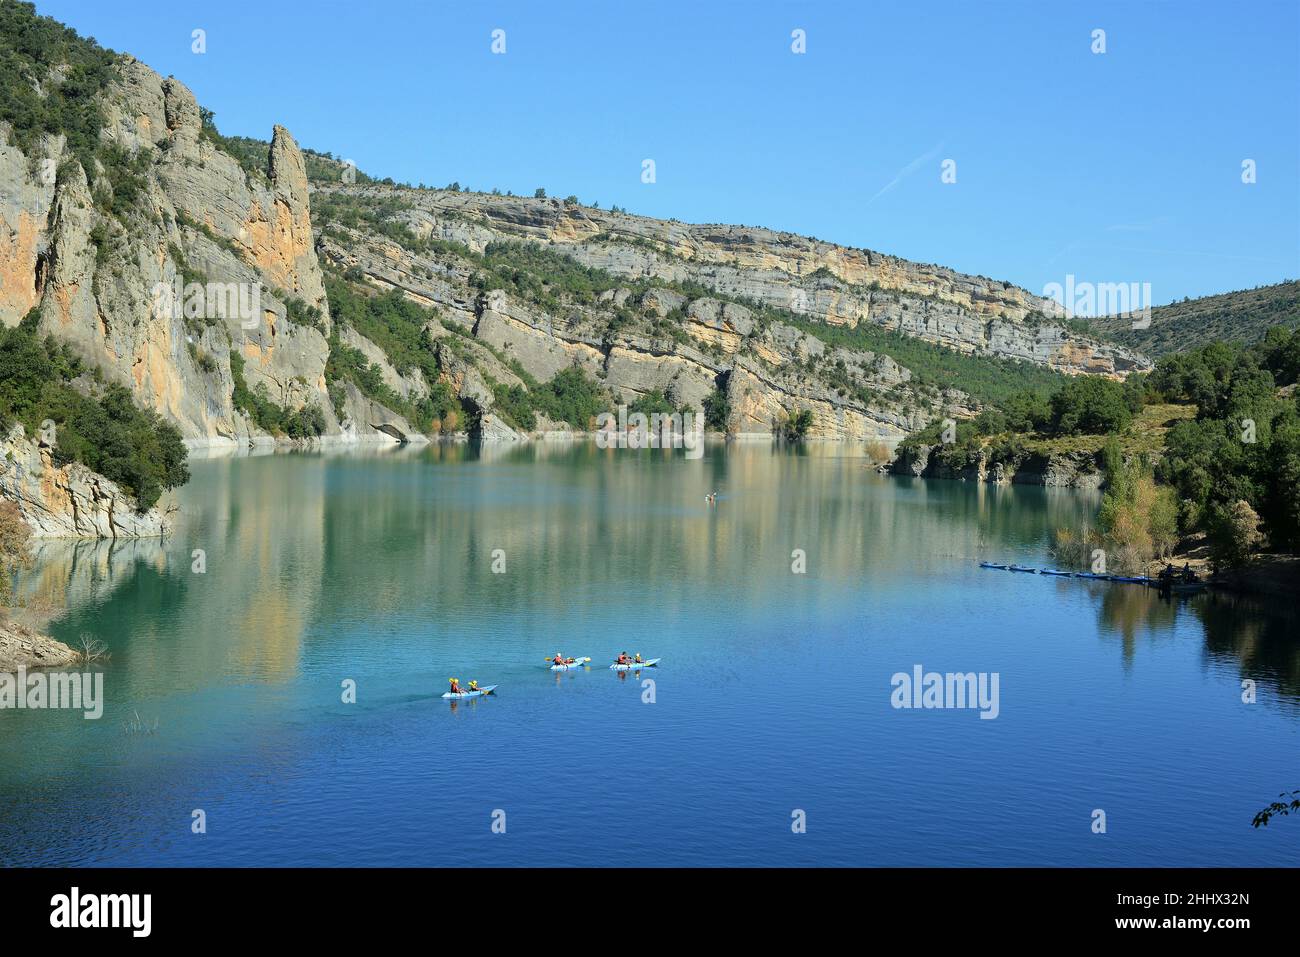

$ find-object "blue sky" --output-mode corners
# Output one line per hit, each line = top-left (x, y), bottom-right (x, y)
(37, 0), (1300, 305)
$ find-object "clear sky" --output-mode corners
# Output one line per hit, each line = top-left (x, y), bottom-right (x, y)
(36, 0), (1300, 306)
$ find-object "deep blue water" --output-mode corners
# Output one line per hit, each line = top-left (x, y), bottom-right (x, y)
(2, 442), (1297, 866)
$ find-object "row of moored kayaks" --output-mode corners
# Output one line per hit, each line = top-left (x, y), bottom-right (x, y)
(979, 561), (1206, 591)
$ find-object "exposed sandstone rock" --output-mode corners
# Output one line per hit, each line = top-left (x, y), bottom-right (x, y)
(0, 619), (78, 673)
(887, 442), (1105, 488)
(0, 426), (171, 538)
(321, 185), (1150, 378)
(334, 381), (423, 444)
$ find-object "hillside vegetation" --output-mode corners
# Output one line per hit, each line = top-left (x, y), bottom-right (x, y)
(0, 316), (189, 510)
(898, 326), (1300, 573)
(1086, 281), (1300, 357)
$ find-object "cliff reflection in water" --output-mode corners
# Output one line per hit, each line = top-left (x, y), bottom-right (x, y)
(31, 452), (328, 697)
(21, 441), (1298, 710)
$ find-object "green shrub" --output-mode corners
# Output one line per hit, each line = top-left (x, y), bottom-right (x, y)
(703, 387), (730, 431)
(1156, 331), (1300, 553)
(0, 2), (117, 172)
(0, 324), (188, 510)
(779, 408), (814, 441)
(1049, 376), (1134, 435)
(230, 352), (326, 439)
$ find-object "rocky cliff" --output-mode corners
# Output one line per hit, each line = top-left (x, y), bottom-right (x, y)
(0, 56), (399, 447)
(0, 425), (171, 537)
(888, 441), (1106, 488)
(320, 185), (1149, 377)
(0, 618), (78, 673)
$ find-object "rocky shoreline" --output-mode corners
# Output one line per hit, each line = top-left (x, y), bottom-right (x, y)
(885, 442), (1105, 488)
(0, 426), (172, 539)
(0, 619), (78, 674)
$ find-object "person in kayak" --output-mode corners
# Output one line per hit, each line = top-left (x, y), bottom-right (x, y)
(615, 652), (632, 665)
(553, 653), (572, 666)
(634, 653), (643, 664)
(448, 678), (462, 694)
(467, 680), (479, 692)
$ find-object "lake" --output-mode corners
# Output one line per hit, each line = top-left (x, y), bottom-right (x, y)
(2, 441), (1297, 866)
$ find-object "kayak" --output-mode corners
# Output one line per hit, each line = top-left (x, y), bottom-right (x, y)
(1008, 565), (1037, 573)
(549, 657), (591, 671)
(610, 658), (661, 670)
(1074, 572), (1109, 579)
(1109, 575), (1150, 584)
(1039, 569), (1071, 576)
(979, 562), (1009, 570)
(442, 685), (497, 700)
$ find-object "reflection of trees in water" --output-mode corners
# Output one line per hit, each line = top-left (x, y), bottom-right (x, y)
(1193, 592), (1300, 707)
(1091, 583), (1300, 708)
(1094, 584), (1178, 666)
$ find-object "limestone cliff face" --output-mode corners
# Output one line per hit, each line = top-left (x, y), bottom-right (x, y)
(0, 57), (395, 447)
(316, 226), (947, 442)
(0, 426), (171, 538)
(322, 186), (1150, 378)
(888, 442), (1105, 489)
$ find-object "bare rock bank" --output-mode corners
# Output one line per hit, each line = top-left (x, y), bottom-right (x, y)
(0, 425), (171, 538)
(0, 618), (78, 673)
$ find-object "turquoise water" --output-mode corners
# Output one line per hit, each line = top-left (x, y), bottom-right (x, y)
(2, 442), (1297, 866)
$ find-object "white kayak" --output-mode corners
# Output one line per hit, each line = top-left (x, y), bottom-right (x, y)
(549, 657), (591, 671)
(610, 658), (661, 670)
(441, 685), (497, 699)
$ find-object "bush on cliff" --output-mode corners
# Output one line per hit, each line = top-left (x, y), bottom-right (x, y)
(322, 274), (463, 433)
(703, 387), (730, 431)
(0, 2), (116, 171)
(230, 353), (327, 440)
(0, 501), (32, 604)
(0, 322), (189, 511)
(778, 408), (814, 442)
(489, 365), (609, 431)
